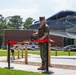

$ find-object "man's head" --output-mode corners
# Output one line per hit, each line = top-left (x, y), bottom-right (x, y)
(39, 17), (45, 25)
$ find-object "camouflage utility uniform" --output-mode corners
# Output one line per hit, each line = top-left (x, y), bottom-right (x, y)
(38, 24), (50, 66)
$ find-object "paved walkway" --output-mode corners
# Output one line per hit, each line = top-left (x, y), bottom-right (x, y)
(14, 54), (76, 66)
(0, 55), (76, 75)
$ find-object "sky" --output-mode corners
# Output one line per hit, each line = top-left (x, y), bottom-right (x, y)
(0, 0), (76, 20)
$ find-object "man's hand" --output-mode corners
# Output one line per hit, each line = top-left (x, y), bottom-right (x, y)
(32, 32), (38, 36)
(39, 34), (47, 40)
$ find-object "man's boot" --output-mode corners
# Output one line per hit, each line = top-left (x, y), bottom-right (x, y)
(37, 65), (46, 70)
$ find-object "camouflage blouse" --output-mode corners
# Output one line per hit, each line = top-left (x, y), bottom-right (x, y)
(38, 24), (50, 44)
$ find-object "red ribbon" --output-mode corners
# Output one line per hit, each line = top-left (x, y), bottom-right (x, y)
(8, 38), (54, 45)
(34, 38), (54, 43)
(8, 40), (18, 45)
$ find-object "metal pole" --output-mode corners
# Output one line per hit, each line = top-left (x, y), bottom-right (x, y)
(46, 42), (49, 71)
(42, 42), (52, 74)
(8, 43), (10, 68)
(5, 40), (14, 69)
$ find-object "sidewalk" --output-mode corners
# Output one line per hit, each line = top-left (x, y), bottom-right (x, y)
(14, 54), (76, 66)
(0, 62), (76, 75)
(0, 55), (76, 75)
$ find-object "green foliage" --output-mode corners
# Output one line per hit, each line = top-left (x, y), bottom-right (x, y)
(7, 15), (23, 29)
(0, 36), (3, 48)
(0, 14), (6, 48)
(23, 17), (35, 29)
(0, 14), (6, 36)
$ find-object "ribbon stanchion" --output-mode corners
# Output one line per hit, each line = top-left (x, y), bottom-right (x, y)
(5, 40), (15, 69)
(34, 38), (54, 74)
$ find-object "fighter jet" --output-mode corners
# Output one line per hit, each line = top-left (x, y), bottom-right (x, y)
(29, 10), (76, 39)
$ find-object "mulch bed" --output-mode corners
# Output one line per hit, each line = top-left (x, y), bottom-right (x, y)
(0, 60), (76, 70)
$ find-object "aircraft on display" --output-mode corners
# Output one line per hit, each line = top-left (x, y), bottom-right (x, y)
(29, 10), (76, 39)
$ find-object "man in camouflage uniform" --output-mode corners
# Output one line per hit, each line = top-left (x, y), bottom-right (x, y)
(33, 17), (50, 70)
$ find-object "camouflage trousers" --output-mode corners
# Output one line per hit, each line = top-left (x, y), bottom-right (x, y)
(39, 43), (47, 66)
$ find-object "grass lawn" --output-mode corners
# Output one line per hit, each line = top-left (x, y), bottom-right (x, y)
(0, 49), (76, 56)
(0, 68), (47, 75)
(28, 50), (76, 56)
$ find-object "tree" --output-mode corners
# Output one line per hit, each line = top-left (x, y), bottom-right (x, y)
(7, 15), (23, 29)
(0, 14), (6, 48)
(23, 17), (35, 29)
